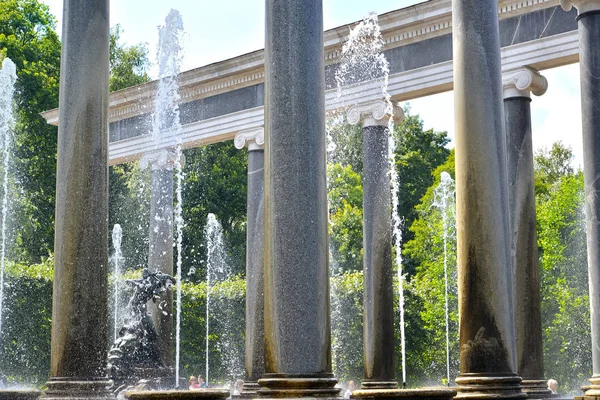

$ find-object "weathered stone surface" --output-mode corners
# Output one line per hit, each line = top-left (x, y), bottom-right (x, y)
(44, 1), (112, 398)
(239, 135), (265, 395)
(351, 388), (456, 400)
(577, 10), (600, 396)
(125, 389), (229, 400)
(361, 124), (396, 388)
(260, 0), (338, 396)
(0, 390), (41, 400)
(452, 0), (524, 398)
(43, 378), (113, 399)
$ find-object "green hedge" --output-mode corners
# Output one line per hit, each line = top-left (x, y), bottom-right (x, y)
(0, 261), (248, 387)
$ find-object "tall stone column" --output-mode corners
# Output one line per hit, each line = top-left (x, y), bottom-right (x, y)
(346, 100), (403, 390)
(139, 148), (178, 367)
(234, 127), (265, 397)
(43, 1), (112, 399)
(452, 1), (525, 398)
(502, 67), (551, 399)
(560, 1), (600, 396)
(259, 0), (339, 397)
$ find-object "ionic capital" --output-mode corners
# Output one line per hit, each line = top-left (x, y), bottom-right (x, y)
(346, 100), (404, 128)
(234, 127), (264, 151)
(139, 148), (184, 171)
(502, 67), (548, 99)
(560, 0), (600, 15)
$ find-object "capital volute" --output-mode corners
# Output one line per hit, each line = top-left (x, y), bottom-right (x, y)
(139, 148), (184, 171)
(346, 100), (404, 127)
(560, 0), (600, 15)
(502, 67), (548, 99)
(234, 127), (264, 151)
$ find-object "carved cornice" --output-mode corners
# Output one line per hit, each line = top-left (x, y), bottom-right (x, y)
(502, 67), (548, 99)
(139, 148), (184, 171)
(347, 100), (404, 127)
(234, 127), (264, 151)
(560, 0), (600, 14)
(41, 0), (561, 127)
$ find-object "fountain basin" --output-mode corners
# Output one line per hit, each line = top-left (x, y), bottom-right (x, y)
(352, 387), (457, 400)
(0, 389), (42, 400)
(125, 388), (230, 400)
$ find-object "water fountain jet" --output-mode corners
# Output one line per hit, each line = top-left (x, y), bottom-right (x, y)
(0, 59), (41, 400)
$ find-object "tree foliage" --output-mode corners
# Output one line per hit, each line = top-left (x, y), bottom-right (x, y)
(1, 1), (152, 262)
(535, 144), (589, 392)
(0, 0), (61, 263)
(109, 24), (151, 92)
(403, 151), (458, 385)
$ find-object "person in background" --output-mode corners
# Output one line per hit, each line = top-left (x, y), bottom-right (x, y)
(344, 380), (356, 399)
(189, 376), (201, 390)
(198, 375), (207, 388)
(547, 379), (558, 394)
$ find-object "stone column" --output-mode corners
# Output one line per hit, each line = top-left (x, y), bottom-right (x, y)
(234, 127), (265, 397)
(346, 100), (403, 390)
(560, 1), (600, 396)
(43, 1), (112, 399)
(452, 1), (525, 398)
(259, 0), (339, 397)
(139, 148), (178, 367)
(502, 67), (551, 399)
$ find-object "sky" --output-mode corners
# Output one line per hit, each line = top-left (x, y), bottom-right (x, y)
(40, 0), (584, 168)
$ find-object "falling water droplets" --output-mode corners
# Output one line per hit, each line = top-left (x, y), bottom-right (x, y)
(111, 224), (124, 342)
(0, 58), (17, 342)
(432, 172), (456, 386)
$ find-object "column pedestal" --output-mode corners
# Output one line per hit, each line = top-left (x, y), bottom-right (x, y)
(234, 128), (266, 398)
(347, 100), (402, 391)
(452, 1), (525, 399)
(42, 1), (112, 398)
(259, 0), (338, 398)
(560, 1), (600, 397)
(503, 68), (551, 400)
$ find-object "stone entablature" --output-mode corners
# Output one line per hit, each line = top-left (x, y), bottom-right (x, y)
(42, 0), (564, 127)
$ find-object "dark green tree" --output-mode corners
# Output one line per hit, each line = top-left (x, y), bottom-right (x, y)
(328, 163), (363, 274)
(403, 151), (458, 385)
(181, 143), (248, 280)
(327, 107), (450, 276)
(535, 144), (589, 393)
(0, 0), (61, 263)
(394, 107), (450, 275)
(106, 25), (151, 268)
(109, 24), (151, 92)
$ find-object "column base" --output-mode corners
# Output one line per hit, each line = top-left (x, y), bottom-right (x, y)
(124, 389), (230, 399)
(580, 376), (600, 399)
(0, 389), (42, 400)
(351, 388), (456, 400)
(361, 381), (399, 390)
(240, 381), (261, 397)
(520, 380), (553, 399)
(455, 374), (526, 400)
(257, 373), (340, 398)
(42, 377), (114, 399)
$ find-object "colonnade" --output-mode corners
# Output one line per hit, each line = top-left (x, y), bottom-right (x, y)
(44, 0), (600, 399)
